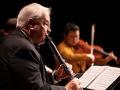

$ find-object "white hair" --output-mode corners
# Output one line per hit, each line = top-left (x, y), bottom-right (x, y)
(16, 3), (50, 27)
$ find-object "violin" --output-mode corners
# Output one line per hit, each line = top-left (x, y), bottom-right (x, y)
(74, 39), (118, 64)
(74, 24), (119, 65)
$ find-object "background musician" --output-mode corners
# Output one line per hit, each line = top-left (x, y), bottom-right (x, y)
(57, 22), (118, 74)
(57, 22), (94, 73)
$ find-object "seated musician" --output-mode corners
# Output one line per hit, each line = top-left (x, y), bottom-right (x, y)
(57, 22), (94, 73)
(57, 22), (118, 74)
(0, 3), (82, 90)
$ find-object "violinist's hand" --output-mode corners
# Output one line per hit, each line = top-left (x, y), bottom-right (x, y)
(86, 54), (95, 66)
(105, 51), (117, 62)
(86, 54), (95, 63)
(109, 51), (117, 61)
(54, 63), (74, 81)
(65, 77), (83, 90)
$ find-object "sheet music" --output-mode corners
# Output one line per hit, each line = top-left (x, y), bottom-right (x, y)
(79, 65), (120, 90)
(88, 66), (120, 90)
(79, 66), (108, 88)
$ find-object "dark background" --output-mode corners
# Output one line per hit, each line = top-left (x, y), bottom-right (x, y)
(0, 0), (120, 57)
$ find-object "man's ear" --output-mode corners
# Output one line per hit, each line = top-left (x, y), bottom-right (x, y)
(28, 18), (36, 25)
(22, 18), (35, 35)
(25, 18), (36, 30)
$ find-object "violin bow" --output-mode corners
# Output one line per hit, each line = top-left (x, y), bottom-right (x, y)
(90, 24), (95, 65)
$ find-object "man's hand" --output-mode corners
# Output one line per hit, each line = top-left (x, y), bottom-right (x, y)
(65, 78), (83, 90)
(105, 51), (118, 62)
(86, 54), (95, 66)
(54, 63), (74, 81)
(86, 54), (95, 63)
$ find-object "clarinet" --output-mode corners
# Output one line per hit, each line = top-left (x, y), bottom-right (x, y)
(45, 35), (74, 80)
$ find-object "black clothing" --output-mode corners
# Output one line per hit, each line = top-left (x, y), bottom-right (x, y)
(0, 29), (65, 90)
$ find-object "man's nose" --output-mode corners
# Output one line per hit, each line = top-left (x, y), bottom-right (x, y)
(47, 28), (51, 34)
(45, 28), (51, 36)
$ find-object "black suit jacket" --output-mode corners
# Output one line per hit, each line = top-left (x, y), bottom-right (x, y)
(0, 29), (65, 90)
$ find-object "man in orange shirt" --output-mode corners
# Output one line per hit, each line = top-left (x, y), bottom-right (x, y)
(57, 23), (118, 74)
(57, 23), (94, 73)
